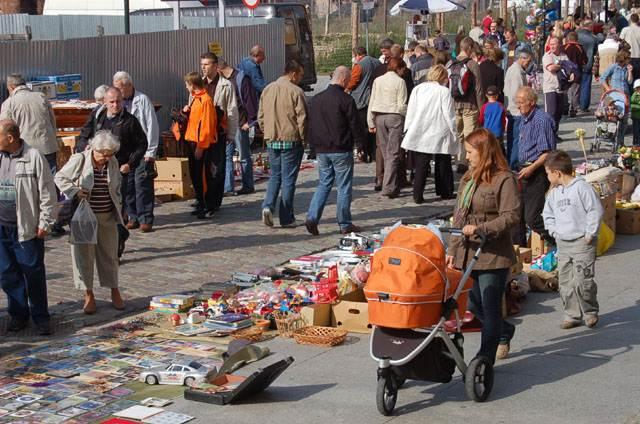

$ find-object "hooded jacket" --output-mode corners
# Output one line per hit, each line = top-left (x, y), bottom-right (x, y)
(543, 177), (604, 241)
(185, 89), (217, 150)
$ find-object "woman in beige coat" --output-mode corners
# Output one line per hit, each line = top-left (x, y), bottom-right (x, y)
(55, 130), (125, 314)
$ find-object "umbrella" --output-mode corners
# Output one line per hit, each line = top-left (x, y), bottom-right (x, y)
(390, 0), (466, 16)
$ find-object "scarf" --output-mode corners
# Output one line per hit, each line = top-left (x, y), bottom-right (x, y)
(453, 178), (477, 228)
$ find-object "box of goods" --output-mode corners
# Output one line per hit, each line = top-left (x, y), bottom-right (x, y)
(27, 81), (56, 100)
(156, 157), (190, 181)
(149, 294), (195, 313)
(331, 289), (371, 334)
(161, 131), (189, 158)
(529, 231), (550, 258)
(155, 180), (194, 200)
(519, 247), (533, 264)
(511, 245), (523, 274)
(35, 74), (81, 99)
(619, 171), (638, 201)
(616, 208), (640, 235)
(584, 166), (623, 198)
(601, 193), (617, 232)
(300, 303), (332, 327)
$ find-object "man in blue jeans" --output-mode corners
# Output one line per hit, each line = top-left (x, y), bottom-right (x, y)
(304, 66), (364, 236)
(259, 61), (308, 228)
(0, 120), (57, 336)
(577, 19), (599, 112)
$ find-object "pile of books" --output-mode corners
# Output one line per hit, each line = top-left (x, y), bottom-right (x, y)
(149, 294), (195, 314)
(203, 313), (253, 332)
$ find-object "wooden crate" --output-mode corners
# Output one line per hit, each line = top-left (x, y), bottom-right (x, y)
(156, 157), (190, 181)
(155, 180), (195, 200)
(601, 193), (616, 232)
(160, 131), (189, 158)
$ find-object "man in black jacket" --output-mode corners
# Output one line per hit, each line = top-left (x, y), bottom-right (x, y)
(304, 66), (364, 236)
(76, 87), (147, 257)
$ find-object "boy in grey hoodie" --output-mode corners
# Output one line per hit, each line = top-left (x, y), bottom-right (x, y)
(542, 150), (604, 330)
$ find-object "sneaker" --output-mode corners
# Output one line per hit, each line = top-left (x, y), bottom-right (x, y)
(237, 187), (255, 195)
(6, 317), (28, 332)
(262, 208), (274, 227)
(341, 224), (362, 234)
(49, 224), (66, 237)
(585, 315), (599, 328)
(126, 220), (140, 230)
(496, 343), (510, 360)
(35, 321), (53, 336)
(305, 220), (319, 236)
(281, 220), (298, 229)
(560, 320), (582, 329)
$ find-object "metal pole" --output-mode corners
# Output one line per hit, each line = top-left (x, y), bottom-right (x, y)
(218, 0), (226, 28)
(541, 0), (546, 65)
(124, 0), (130, 34)
(172, 0), (181, 30)
(365, 16), (369, 53)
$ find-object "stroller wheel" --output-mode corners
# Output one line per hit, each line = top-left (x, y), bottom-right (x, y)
(395, 376), (406, 389)
(376, 376), (397, 416)
(465, 356), (494, 402)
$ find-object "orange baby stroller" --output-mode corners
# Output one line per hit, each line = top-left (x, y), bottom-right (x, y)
(365, 225), (490, 416)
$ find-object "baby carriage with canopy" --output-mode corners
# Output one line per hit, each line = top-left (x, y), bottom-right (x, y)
(592, 89), (629, 153)
(365, 225), (489, 416)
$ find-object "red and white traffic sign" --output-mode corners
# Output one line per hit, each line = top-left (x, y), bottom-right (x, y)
(242, 0), (260, 9)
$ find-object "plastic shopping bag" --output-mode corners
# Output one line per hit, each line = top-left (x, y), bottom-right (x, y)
(69, 199), (98, 244)
(597, 222), (615, 257)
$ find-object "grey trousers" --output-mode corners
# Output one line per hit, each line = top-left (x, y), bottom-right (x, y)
(374, 113), (404, 196)
(71, 212), (119, 290)
(567, 83), (581, 113)
(556, 237), (599, 322)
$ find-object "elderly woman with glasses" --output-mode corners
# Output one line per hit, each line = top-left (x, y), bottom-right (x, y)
(55, 130), (125, 314)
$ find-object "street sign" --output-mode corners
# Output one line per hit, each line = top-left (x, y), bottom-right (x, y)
(360, 8), (374, 23)
(242, 0), (260, 9)
(362, 1), (375, 10)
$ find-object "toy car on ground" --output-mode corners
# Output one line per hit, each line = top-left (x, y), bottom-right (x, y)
(140, 361), (213, 386)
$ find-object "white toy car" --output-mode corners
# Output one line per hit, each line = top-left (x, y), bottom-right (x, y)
(140, 361), (212, 386)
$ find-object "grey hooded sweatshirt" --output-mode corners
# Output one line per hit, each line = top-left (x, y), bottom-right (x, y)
(543, 177), (604, 241)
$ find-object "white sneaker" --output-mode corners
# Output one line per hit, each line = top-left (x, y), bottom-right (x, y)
(262, 208), (273, 227)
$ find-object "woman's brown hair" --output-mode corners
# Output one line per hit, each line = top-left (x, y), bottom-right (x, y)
(184, 72), (205, 89)
(387, 57), (406, 74)
(465, 128), (510, 184)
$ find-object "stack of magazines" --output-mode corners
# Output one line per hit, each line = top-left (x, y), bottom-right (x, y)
(203, 313), (253, 332)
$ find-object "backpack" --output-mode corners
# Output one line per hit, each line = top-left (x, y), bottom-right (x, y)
(447, 58), (473, 100)
(558, 60), (580, 91)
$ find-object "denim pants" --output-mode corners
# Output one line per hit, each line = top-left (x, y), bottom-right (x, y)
(125, 160), (155, 225)
(306, 152), (354, 231)
(469, 268), (515, 363)
(0, 226), (50, 324)
(544, 92), (563, 133)
(580, 72), (593, 111)
(262, 144), (304, 226)
(506, 114), (522, 170)
(224, 128), (254, 193)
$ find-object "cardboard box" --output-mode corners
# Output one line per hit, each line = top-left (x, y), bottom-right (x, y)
(616, 208), (640, 235)
(155, 180), (194, 200)
(27, 81), (56, 100)
(35, 74), (81, 98)
(601, 193), (617, 232)
(529, 231), (550, 258)
(519, 247), (532, 264)
(332, 289), (371, 334)
(300, 303), (332, 327)
(156, 157), (190, 181)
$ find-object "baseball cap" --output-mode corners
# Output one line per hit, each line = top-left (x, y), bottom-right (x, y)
(634, 79), (640, 89)
(486, 85), (499, 96)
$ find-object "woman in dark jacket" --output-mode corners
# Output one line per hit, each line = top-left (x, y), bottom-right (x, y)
(479, 48), (505, 103)
(446, 128), (520, 363)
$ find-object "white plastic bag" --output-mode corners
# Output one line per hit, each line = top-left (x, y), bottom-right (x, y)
(69, 199), (98, 244)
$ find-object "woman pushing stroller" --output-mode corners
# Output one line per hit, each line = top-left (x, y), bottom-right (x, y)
(446, 128), (520, 363)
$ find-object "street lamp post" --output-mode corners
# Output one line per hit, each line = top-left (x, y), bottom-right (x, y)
(124, 0), (130, 34)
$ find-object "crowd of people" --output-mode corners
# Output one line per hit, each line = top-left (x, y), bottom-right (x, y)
(0, 10), (632, 362)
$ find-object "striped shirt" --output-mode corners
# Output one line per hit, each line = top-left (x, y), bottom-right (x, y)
(89, 167), (113, 213)
(519, 106), (556, 164)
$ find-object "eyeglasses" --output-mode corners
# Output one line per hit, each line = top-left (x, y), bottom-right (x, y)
(95, 150), (114, 157)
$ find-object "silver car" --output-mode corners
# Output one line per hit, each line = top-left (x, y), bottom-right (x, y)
(139, 361), (213, 386)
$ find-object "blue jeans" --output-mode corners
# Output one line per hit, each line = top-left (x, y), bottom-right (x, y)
(0, 226), (50, 324)
(580, 72), (593, 111)
(261, 144), (304, 226)
(469, 268), (515, 364)
(506, 114), (522, 170)
(224, 128), (254, 193)
(306, 152), (354, 231)
(125, 160), (155, 225)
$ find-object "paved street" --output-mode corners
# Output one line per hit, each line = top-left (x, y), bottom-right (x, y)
(1, 81), (639, 422)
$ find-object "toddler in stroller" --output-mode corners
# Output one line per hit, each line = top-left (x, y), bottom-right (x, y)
(592, 90), (629, 152)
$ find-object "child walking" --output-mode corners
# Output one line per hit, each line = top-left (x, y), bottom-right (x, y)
(542, 150), (603, 329)
(479, 85), (506, 141)
(631, 79), (640, 146)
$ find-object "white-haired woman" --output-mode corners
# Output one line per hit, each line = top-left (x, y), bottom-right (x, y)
(55, 130), (125, 314)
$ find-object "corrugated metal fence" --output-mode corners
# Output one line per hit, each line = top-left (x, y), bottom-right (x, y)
(0, 14), (268, 40)
(0, 21), (285, 130)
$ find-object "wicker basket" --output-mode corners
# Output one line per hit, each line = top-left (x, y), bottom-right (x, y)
(293, 326), (348, 347)
(273, 312), (305, 338)
(231, 327), (264, 342)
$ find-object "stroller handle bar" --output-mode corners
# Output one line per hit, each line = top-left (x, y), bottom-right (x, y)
(439, 227), (487, 248)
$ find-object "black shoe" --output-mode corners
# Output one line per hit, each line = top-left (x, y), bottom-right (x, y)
(341, 224), (362, 234)
(191, 208), (203, 216)
(413, 196), (425, 204)
(305, 220), (319, 236)
(223, 192), (237, 197)
(35, 321), (53, 336)
(190, 201), (202, 209)
(7, 317), (28, 332)
(440, 194), (456, 200)
(569, 111), (577, 118)
(374, 185), (382, 192)
(237, 187), (255, 195)
(197, 209), (215, 219)
(49, 224), (66, 237)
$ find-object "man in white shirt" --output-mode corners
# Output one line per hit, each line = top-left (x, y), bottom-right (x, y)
(542, 37), (569, 135)
(620, 13), (640, 80)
